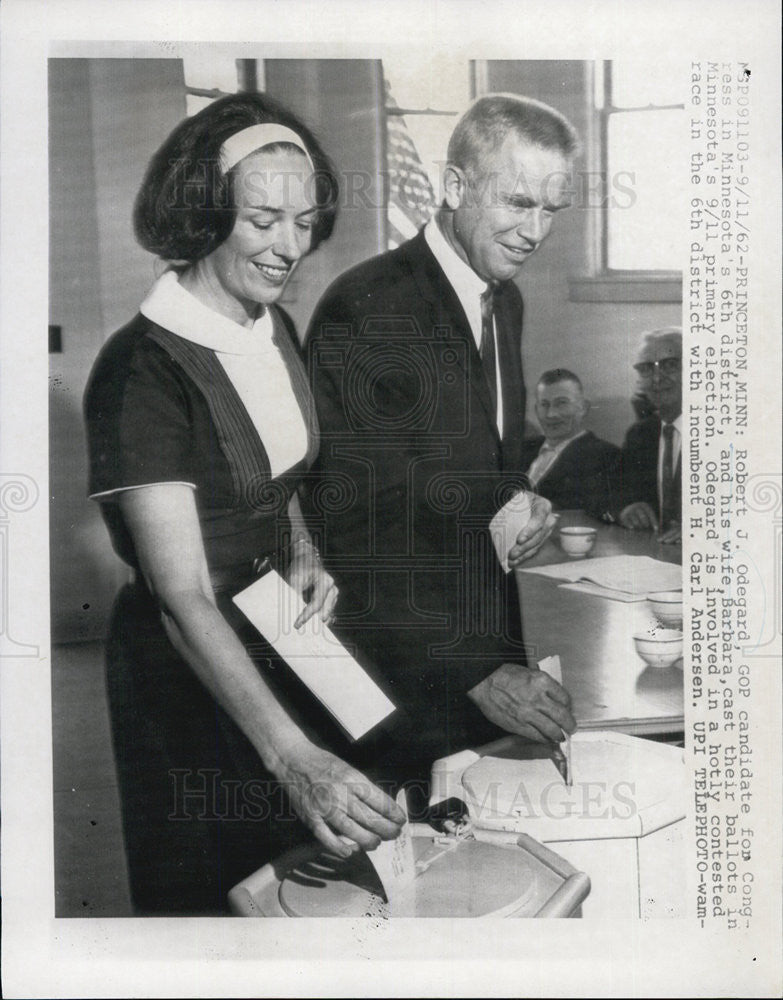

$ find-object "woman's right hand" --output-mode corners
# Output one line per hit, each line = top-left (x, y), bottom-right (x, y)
(273, 740), (406, 857)
(118, 485), (405, 858)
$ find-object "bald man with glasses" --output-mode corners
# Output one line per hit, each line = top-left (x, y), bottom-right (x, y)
(617, 328), (682, 544)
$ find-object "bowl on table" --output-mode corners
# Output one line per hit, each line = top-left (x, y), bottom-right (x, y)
(558, 526), (597, 558)
(647, 591), (683, 628)
(633, 628), (683, 669)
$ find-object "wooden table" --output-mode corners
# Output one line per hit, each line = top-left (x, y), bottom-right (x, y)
(515, 511), (684, 738)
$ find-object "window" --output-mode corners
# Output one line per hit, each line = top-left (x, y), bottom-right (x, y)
(181, 54), (259, 114)
(570, 60), (684, 302)
(381, 59), (471, 248)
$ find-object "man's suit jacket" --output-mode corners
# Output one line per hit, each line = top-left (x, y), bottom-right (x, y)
(304, 229), (529, 765)
(618, 415), (682, 522)
(521, 431), (621, 521)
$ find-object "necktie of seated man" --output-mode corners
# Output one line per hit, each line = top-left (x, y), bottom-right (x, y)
(660, 422), (677, 529)
(480, 285), (498, 424)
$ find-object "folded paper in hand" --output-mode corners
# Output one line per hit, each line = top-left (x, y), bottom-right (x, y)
(489, 490), (532, 573)
(233, 571), (395, 741)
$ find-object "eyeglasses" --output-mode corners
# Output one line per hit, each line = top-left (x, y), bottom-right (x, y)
(633, 357), (681, 378)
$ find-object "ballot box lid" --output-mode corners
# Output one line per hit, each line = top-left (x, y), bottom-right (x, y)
(228, 825), (590, 918)
(456, 732), (686, 843)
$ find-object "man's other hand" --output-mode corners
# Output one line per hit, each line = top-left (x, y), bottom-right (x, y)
(507, 494), (557, 567)
(618, 501), (658, 531)
(468, 662), (576, 743)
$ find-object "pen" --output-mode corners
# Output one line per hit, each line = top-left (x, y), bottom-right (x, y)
(539, 654), (572, 787)
(551, 742), (571, 786)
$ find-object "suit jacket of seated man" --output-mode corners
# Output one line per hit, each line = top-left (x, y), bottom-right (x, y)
(521, 430), (621, 521)
(618, 414), (682, 522)
(304, 228), (531, 770)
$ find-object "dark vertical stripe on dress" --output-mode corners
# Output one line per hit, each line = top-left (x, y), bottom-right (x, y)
(148, 326), (267, 503)
(147, 309), (317, 506)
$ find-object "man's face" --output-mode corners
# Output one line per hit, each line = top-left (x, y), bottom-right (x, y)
(534, 379), (587, 444)
(633, 335), (682, 421)
(447, 134), (572, 283)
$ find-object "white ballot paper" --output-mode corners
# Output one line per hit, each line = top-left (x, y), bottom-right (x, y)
(365, 789), (416, 916)
(538, 654), (572, 785)
(538, 653), (562, 683)
(233, 570), (395, 741)
(489, 489), (532, 573)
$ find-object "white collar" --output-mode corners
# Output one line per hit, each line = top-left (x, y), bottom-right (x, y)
(662, 414), (683, 434)
(425, 216), (488, 305)
(541, 429), (587, 453)
(140, 270), (275, 356)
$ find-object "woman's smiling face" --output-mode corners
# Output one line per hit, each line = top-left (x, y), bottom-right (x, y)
(205, 146), (317, 313)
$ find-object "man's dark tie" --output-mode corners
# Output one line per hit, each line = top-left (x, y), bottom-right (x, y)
(479, 285), (498, 422)
(660, 423), (677, 528)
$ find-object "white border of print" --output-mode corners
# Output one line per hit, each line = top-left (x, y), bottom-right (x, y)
(1, 1), (781, 997)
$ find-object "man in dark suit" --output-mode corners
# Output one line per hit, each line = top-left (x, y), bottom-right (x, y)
(305, 94), (578, 771)
(522, 368), (621, 520)
(617, 328), (682, 544)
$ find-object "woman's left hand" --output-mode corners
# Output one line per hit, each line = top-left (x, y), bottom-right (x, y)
(286, 540), (339, 629)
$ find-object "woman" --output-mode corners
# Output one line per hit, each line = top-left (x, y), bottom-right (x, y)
(84, 92), (404, 914)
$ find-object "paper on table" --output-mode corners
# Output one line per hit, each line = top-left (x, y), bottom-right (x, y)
(489, 489), (532, 573)
(558, 581), (645, 603)
(232, 570), (395, 741)
(365, 789), (416, 916)
(519, 554), (681, 597)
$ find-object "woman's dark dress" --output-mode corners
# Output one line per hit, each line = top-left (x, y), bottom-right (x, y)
(84, 300), (344, 914)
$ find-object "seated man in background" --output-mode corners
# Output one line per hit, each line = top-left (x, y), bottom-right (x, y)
(522, 368), (621, 521)
(617, 327), (682, 544)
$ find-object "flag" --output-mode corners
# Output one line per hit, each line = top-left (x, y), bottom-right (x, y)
(384, 78), (438, 249)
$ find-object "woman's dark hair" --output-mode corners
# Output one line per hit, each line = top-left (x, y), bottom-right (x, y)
(134, 91), (339, 262)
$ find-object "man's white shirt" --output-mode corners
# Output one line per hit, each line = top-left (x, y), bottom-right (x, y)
(657, 414), (682, 511)
(425, 218), (504, 436)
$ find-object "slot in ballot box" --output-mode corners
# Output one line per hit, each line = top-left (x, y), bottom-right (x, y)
(429, 731), (687, 919)
(228, 824), (590, 918)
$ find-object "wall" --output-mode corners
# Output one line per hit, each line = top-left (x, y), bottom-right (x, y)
(264, 59), (386, 336)
(485, 61), (682, 445)
(49, 59), (187, 641)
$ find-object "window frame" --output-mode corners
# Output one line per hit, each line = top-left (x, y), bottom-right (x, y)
(568, 61), (683, 303)
(380, 60), (471, 248)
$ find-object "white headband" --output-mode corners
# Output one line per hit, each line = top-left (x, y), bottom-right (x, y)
(219, 123), (314, 173)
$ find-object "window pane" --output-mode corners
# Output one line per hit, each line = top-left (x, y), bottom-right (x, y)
(383, 56), (468, 116)
(400, 114), (456, 198)
(182, 53), (242, 116)
(383, 58), (469, 196)
(607, 109), (685, 270)
(611, 60), (683, 108)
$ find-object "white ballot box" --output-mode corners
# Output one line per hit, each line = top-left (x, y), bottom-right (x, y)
(429, 731), (687, 919)
(228, 826), (590, 918)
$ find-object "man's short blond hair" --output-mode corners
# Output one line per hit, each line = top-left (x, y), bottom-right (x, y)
(448, 93), (579, 179)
